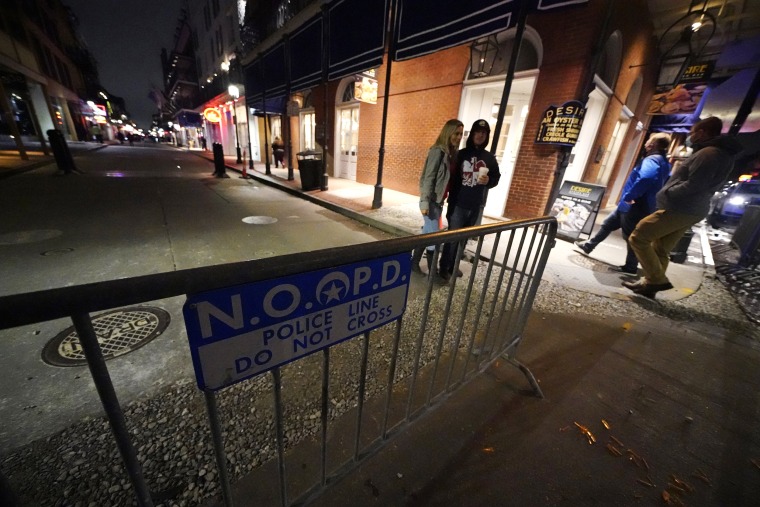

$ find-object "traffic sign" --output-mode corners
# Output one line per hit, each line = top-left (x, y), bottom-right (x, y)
(183, 254), (411, 391)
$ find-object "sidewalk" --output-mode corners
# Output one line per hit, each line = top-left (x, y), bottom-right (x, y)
(196, 150), (709, 303)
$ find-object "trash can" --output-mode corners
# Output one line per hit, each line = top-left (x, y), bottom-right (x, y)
(297, 150), (322, 191)
(669, 228), (695, 264)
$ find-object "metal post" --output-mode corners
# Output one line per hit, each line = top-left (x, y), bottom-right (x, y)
(478, 0), (529, 223)
(70, 312), (154, 507)
(285, 34), (295, 181)
(233, 101), (242, 164)
(320, 4), (330, 191)
(203, 390), (234, 507)
(372, 0), (399, 210)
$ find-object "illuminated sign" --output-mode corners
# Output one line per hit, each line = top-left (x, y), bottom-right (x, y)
(204, 107), (222, 123)
(354, 75), (378, 104)
(90, 103), (107, 116)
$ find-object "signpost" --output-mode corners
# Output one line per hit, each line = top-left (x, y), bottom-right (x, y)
(183, 254), (411, 391)
(548, 180), (606, 241)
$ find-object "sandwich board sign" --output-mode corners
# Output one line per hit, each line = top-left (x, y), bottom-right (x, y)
(183, 254), (410, 391)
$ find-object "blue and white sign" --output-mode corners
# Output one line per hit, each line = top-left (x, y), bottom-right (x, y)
(183, 254), (411, 391)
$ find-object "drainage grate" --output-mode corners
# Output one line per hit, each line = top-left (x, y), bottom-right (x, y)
(42, 307), (170, 367)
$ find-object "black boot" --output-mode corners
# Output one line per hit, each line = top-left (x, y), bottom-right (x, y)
(411, 247), (424, 273)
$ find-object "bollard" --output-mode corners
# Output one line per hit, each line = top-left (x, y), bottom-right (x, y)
(47, 129), (78, 174)
(212, 143), (228, 178)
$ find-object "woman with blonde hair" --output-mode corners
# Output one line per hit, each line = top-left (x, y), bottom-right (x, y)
(412, 118), (464, 273)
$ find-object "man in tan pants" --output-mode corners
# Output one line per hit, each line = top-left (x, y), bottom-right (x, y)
(624, 117), (742, 298)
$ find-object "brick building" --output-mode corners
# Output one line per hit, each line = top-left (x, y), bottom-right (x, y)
(245, 0), (664, 216)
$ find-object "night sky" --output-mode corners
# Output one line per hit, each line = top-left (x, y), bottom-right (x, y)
(64, 0), (184, 129)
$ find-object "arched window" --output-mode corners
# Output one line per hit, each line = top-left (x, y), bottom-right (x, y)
(595, 31), (622, 89)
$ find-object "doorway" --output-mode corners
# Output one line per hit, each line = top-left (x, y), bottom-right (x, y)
(336, 106), (359, 179)
(459, 75), (536, 217)
(335, 78), (360, 180)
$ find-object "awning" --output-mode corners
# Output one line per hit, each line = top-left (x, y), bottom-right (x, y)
(394, 0), (516, 61)
(393, 0), (587, 61)
(244, 59), (263, 103)
(327, 0), (388, 80)
(243, 0), (588, 102)
(262, 42), (287, 99)
(290, 16), (323, 92)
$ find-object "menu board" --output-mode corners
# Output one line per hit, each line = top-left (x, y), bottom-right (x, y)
(549, 181), (606, 240)
(535, 100), (586, 146)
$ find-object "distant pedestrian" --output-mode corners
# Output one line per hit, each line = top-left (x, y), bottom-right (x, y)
(438, 119), (501, 282)
(575, 133), (671, 274)
(272, 136), (285, 168)
(624, 117), (742, 298)
(411, 119), (464, 274)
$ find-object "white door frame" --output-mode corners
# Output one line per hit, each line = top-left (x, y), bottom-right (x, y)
(458, 71), (538, 217)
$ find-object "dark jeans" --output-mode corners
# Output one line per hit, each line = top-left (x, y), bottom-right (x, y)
(439, 205), (479, 274)
(585, 206), (646, 270)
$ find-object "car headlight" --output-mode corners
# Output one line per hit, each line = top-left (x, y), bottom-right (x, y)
(729, 196), (745, 206)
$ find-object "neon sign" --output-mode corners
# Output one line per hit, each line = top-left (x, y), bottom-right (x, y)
(204, 108), (222, 123)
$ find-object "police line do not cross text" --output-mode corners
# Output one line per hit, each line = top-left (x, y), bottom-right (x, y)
(183, 254), (411, 391)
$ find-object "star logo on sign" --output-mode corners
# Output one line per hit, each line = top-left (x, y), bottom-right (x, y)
(321, 282), (344, 303)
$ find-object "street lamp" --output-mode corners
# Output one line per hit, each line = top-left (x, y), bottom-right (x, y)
(228, 84), (243, 163)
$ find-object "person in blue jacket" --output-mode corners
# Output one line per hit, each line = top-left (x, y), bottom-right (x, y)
(575, 133), (671, 274)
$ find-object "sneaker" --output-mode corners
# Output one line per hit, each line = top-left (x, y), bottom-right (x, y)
(574, 241), (593, 254)
(610, 265), (638, 275)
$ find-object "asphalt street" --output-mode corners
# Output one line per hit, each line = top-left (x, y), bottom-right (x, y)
(0, 144), (396, 452)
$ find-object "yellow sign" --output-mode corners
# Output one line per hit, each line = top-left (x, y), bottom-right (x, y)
(204, 108), (222, 123)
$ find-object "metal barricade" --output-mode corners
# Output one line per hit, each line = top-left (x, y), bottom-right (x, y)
(0, 217), (556, 506)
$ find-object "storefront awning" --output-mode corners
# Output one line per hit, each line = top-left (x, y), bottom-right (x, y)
(262, 43), (287, 99)
(327, 0), (388, 80)
(290, 16), (323, 92)
(243, 0), (587, 104)
(393, 0), (588, 61)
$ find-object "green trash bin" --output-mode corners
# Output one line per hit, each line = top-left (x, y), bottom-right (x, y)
(297, 150), (322, 191)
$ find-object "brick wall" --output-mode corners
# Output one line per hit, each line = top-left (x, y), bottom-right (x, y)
(355, 47), (469, 195)
(505, 0), (657, 218)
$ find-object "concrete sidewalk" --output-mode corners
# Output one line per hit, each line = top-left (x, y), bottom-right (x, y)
(197, 150), (709, 304)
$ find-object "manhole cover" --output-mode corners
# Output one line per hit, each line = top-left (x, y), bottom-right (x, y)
(242, 216), (278, 225)
(42, 307), (170, 367)
(0, 230), (62, 245)
(568, 252), (619, 274)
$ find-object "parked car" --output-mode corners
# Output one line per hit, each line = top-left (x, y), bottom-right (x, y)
(708, 180), (760, 227)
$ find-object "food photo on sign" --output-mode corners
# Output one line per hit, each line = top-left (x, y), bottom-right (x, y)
(647, 83), (708, 115)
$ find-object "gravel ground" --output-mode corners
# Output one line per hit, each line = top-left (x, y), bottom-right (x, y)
(2, 262), (757, 507)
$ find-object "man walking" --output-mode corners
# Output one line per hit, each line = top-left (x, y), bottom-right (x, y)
(439, 119), (501, 281)
(624, 117), (742, 298)
(576, 133), (671, 274)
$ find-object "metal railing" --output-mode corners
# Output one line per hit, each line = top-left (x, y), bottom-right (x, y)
(0, 216), (556, 506)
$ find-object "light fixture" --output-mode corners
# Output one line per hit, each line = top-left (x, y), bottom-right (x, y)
(470, 35), (500, 78)
(228, 85), (240, 99)
(221, 60), (230, 72)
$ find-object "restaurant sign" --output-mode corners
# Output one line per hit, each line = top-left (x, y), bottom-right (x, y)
(535, 101), (586, 146)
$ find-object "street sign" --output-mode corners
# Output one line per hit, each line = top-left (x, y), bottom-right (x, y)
(183, 254), (411, 391)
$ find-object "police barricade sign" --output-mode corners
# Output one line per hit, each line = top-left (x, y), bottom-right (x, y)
(183, 254), (411, 391)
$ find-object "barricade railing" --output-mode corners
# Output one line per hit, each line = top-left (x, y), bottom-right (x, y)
(0, 216), (556, 506)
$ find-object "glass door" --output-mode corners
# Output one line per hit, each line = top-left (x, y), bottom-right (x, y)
(337, 106), (359, 180)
